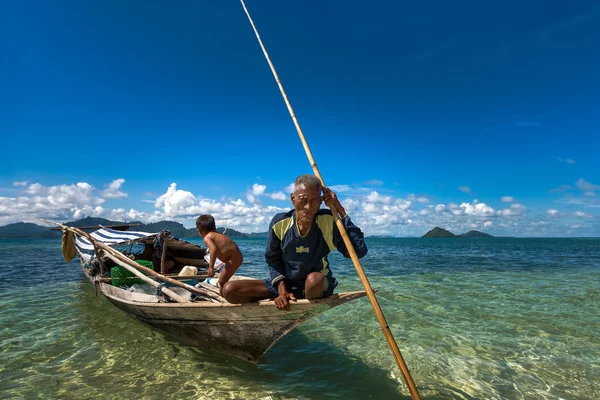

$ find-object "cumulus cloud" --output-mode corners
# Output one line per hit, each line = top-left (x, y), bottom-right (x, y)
(366, 191), (393, 205)
(268, 191), (287, 201)
(245, 183), (289, 203)
(3, 178), (597, 237)
(460, 202), (495, 216)
(0, 181), (106, 225)
(13, 181), (28, 187)
(407, 194), (430, 203)
(251, 184), (267, 196)
(102, 178), (128, 199)
(150, 183), (288, 231)
(458, 186), (473, 194)
(501, 196), (514, 203)
(155, 183), (198, 216)
(497, 203), (527, 217)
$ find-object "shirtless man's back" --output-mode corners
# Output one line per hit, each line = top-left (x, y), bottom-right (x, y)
(202, 231), (243, 288)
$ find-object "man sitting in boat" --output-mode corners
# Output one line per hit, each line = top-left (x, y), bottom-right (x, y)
(222, 174), (368, 310)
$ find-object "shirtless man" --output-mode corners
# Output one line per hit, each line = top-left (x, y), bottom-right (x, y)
(196, 215), (243, 290)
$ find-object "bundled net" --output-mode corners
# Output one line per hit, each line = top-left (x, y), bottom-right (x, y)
(111, 260), (154, 287)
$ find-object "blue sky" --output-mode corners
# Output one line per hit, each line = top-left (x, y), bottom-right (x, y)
(1, 0), (599, 236)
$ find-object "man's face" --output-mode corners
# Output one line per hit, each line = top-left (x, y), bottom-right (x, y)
(291, 184), (322, 223)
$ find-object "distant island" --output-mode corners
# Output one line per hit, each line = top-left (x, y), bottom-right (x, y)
(422, 227), (494, 238)
(0, 217), (269, 239)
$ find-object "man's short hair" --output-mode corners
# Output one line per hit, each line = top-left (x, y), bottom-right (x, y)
(196, 214), (216, 232)
(292, 174), (322, 193)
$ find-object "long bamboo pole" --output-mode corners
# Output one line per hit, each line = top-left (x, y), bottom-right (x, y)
(238, 2), (421, 398)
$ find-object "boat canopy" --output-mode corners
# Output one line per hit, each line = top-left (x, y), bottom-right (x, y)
(74, 227), (204, 263)
(75, 228), (155, 262)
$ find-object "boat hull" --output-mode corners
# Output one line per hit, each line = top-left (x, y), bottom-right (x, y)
(98, 281), (367, 362)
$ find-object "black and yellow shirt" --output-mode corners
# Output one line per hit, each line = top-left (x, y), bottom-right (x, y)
(266, 209), (368, 287)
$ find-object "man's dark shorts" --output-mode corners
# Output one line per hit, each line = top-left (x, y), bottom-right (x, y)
(264, 274), (338, 299)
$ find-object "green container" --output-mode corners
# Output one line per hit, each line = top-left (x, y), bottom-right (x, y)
(111, 260), (153, 287)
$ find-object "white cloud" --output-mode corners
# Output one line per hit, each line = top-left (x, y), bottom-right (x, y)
(458, 186), (472, 194)
(566, 158), (576, 164)
(329, 184), (352, 193)
(149, 183), (288, 231)
(407, 194), (430, 203)
(244, 183), (268, 204)
(497, 203), (527, 217)
(365, 179), (384, 186)
(102, 178), (127, 199)
(366, 191), (393, 205)
(155, 183), (198, 216)
(460, 202), (495, 216)
(3, 178), (599, 237)
(268, 191), (287, 201)
(251, 184), (267, 196)
(576, 178), (600, 192)
(13, 181), (28, 187)
(0, 181), (105, 225)
(584, 191), (596, 197)
(501, 196), (514, 203)
(26, 183), (47, 195)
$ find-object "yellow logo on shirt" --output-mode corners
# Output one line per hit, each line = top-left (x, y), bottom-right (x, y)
(296, 246), (309, 253)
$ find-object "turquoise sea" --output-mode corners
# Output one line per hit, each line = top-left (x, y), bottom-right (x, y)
(1, 237), (599, 399)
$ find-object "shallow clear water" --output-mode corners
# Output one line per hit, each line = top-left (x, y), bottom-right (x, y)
(1, 237), (598, 399)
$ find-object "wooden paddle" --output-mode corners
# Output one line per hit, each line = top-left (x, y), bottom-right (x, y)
(238, 1), (421, 398)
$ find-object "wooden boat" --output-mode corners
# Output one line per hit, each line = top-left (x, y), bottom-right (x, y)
(57, 223), (368, 362)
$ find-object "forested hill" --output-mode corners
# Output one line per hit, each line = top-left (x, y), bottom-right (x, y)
(422, 227), (494, 238)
